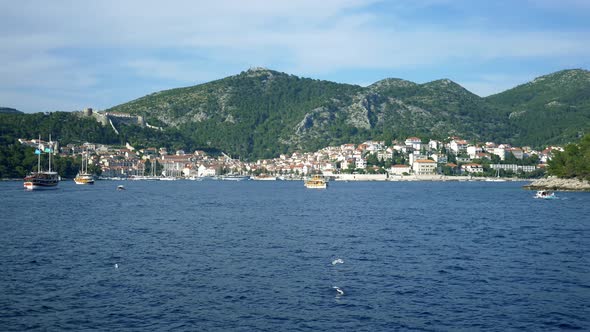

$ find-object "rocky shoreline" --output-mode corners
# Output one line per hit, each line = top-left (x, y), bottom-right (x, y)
(523, 177), (590, 191)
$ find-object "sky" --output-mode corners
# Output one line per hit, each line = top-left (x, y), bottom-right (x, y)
(1, 0), (589, 113)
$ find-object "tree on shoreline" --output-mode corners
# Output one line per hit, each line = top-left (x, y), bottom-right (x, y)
(548, 134), (590, 181)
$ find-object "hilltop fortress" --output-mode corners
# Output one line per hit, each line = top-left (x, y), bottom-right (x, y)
(80, 108), (161, 134)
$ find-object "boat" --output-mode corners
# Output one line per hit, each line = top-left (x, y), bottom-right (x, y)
(251, 174), (276, 181)
(117, 185), (126, 191)
(160, 176), (177, 181)
(221, 174), (250, 181)
(23, 136), (60, 190)
(187, 176), (203, 181)
(304, 175), (327, 189)
(486, 169), (506, 182)
(74, 148), (94, 184)
(535, 190), (556, 199)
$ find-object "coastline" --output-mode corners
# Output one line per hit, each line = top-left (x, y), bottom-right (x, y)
(331, 173), (526, 182)
(1, 175), (531, 182)
(523, 177), (590, 192)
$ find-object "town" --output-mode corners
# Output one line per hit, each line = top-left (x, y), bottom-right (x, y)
(18, 136), (560, 181)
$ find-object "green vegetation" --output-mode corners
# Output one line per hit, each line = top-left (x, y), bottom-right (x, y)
(1, 68), (589, 172)
(0, 112), (120, 145)
(0, 107), (23, 114)
(104, 68), (590, 159)
(0, 135), (101, 178)
(548, 134), (590, 181)
(0, 112), (118, 178)
(487, 69), (590, 147)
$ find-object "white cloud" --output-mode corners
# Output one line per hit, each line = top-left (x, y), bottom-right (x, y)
(1, 1), (589, 112)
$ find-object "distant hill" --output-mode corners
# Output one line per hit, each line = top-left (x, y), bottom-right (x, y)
(0, 107), (23, 114)
(4, 68), (588, 160)
(107, 68), (516, 158)
(486, 69), (590, 147)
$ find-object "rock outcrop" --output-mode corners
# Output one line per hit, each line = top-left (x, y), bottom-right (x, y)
(523, 177), (590, 191)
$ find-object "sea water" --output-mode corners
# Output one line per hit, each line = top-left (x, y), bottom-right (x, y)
(1, 180), (589, 331)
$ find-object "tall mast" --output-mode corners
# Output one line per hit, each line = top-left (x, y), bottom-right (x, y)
(37, 134), (41, 173)
(48, 134), (52, 172)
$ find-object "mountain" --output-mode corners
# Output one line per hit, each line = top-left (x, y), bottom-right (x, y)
(106, 68), (507, 158)
(102, 67), (590, 159)
(0, 107), (23, 114)
(108, 68), (363, 158)
(486, 69), (590, 146)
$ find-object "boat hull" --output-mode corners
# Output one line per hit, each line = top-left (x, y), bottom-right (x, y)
(74, 172), (95, 184)
(23, 177), (59, 190)
(74, 179), (95, 185)
(24, 172), (59, 190)
(24, 182), (59, 190)
(305, 183), (327, 189)
(221, 176), (250, 181)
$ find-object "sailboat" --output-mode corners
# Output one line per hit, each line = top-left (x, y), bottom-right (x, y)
(145, 157), (160, 180)
(23, 135), (60, 190)
(74, 147), (95, 184)
(486, 168), (506, 182)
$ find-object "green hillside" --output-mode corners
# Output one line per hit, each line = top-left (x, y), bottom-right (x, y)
(108, 68), (364, 158)
(107, 68), (514, 158)
(486, 69), (590, 147)
(0, 107), (23, 114)
(3, 68), (589, 161)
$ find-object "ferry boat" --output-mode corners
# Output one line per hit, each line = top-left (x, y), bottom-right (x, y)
(304, 175), (327, 189)
(24, 136), (60, 190)
(74, 148), (94, 185)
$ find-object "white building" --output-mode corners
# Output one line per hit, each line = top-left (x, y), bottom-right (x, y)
(377, 150), (393, 161)
(198, 165), (217, 177)
(429, 139), (441, 151)
(388, 164), (411, 175)
(449, 139), (468, 154)
(467, 145), (483, 159)
(405, 137), (422, 151)
(493, 147), (507, 160)
(413, 159), (437, 175)
(409, 153), (429, 166)
(490, 164), (537, 173)
(462, 163), (484, 173)
(355, 157), (366, 169)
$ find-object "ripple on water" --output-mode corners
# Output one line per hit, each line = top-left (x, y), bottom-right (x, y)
(0, 181), (589, 331)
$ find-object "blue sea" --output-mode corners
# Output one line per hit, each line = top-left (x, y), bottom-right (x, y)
(1, 180), (589, 331)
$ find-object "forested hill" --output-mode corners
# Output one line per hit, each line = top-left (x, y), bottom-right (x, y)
(107, 68), (364, 158)
(3, 68), (589, 161)
(486, 69), (590, 147)
(106, 68), (506, 158)
(0, 107), (23, 114)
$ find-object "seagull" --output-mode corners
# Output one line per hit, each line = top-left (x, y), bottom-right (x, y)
(333, 286), (344, 296)
(332, 258), (344, 265)
(114, 263), (119, 269)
